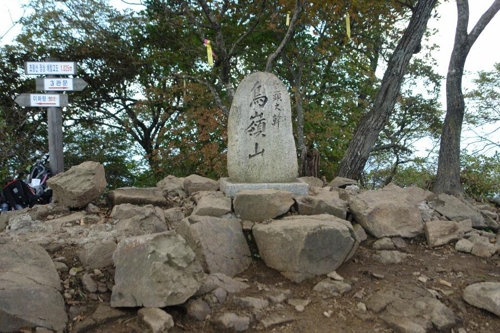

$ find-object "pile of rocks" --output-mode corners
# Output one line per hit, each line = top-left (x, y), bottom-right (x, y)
(1, 161), (500, 332)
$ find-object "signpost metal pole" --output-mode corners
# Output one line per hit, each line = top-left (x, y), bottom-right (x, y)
(46, 57), (64, 175)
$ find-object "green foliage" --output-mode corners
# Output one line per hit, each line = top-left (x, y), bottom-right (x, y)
(460, 152), (500, 200)
(0, 0), (453, 190)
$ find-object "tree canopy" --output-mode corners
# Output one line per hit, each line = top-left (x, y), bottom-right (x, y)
(0, 0), (498, 198)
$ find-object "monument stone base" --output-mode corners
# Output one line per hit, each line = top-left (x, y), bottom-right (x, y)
(220, 178), (309, 198)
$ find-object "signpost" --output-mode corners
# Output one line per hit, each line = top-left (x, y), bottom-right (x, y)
(36, 78), (88, 92)
(25, 61), (77, 75)
(15, 93), (69, 107)
(14, 58), (87, 175)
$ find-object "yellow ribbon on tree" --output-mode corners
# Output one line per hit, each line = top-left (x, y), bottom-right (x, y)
(346, 13), (351, 39)
(204, 39), (213, 66)
(286, 11), (291, 26)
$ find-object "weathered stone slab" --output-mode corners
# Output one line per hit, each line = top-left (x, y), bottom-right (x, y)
(0, 241), (67, 332)
(253, 214), (358, 282)
(429, 194), (485, 228)
(111, 231), (205, 307)
(463, 282), (500, 317)
(78, 239), (117, 269)
(366, 286), (457, 332)
(184, 174), (219, 196)
(192, 191), (232, 217)
(227, 71), (298, 183)
(220, 178), (308, 198)
(177, 215), (251, 277)
(157, 175), (187, 198)
(110, 203), (168, 239)
(295, 187), (348, 219)
(47, 161), (106, 208)
(233, 189), (294, 222)
(349, 184), (424, 238)
(107, 187), (168, 207)
(424, 220), (463, 248)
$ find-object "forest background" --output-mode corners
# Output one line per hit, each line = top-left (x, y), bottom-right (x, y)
(1, 0), (500, 200)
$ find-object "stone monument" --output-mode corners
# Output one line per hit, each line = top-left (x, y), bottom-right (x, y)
(220, 71), (308, 197)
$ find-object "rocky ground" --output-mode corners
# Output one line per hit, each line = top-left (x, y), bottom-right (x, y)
(43, 213), (500, 333)
(2, 168), (500, 333)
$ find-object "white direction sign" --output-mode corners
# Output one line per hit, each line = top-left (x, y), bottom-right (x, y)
(35, 78), (88, 91)
(25, 61), (77, 75)
(15, 93), (69, 107)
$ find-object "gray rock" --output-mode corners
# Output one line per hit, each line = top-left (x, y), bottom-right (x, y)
(164, 207), (185, 229)
(429, 194), (485, 228)
(184, 174), (219, 196)
(107, 187), (168, 207)
(195, 273), (250, 296)
(471, 241), (497, 258)
(299, 176), (324, 188)
(313, 279), (352, 296)
(177, 215), (252, 277)
(78, 239), (117, 269)
(372, 237), (395, 250)
(138, 308), (174, 333)
(186, 298), (212, 321)
(353, 224), (368, 242)
(214, 312), (251, 332)
(111, 231), (205, 307)
(424, 220), (463, 247)
(233, 296), (270, 310)
(47, 161), (106, 208)
(157, 175), (186, 198)
(373, 250), (408, 264)
(259, 313), (296, 329)
(295, 187), (348, 219)
(111, 204), (168, 239)
(349, 183), (424, 238)
(192, 191), (232, 217)
(72, 304), (129, 333)
(253, 214), (358, 282)
(43, 211), (87, 231)
(227, 71), (298, 183)
(463, 282), (500, 317)
(455, 239), (473, 253)
(328, 177), (357, 189)
(391, 237), (408, 251)
(0, 242), (67, 332)
(366, 286), (457, 332)
(81, 273), (98, 293)
(233, 189), (294, 221)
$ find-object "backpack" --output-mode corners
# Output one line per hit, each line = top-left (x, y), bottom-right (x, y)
(27, 155), (53, 203)
(2, 179), (38, 209)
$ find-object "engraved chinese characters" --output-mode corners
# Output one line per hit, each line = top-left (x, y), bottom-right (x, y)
(228, 72), (298, 183)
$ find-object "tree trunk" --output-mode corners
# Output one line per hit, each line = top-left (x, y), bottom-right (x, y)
(336, 0), (437, 180)
(433, 0), (500, 195)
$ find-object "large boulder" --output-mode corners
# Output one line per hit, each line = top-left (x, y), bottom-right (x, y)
(0, 241), (67, 332)
(253, 214), (358, 282)
(233, 189), (294, 222)
(177, 215), (252, 277)
(107, 187), (168, 207)
(349, 184), (424, 238)
(111, 231), (205, 307)
(47, 161), (106, 208)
